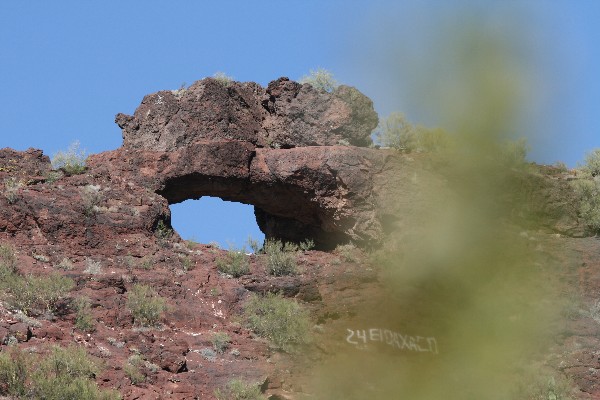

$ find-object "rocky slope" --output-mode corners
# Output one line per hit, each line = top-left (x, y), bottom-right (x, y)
(0, 77), (596, 399)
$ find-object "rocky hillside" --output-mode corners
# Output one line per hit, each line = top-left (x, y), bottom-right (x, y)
(0, 77), (597, 399)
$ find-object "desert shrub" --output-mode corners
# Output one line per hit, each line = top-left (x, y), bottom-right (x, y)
(246, 236), (262, 254)
(299, 239), (315, 252)
(0, 271), (74, 315)
(374, 112), (416, 152)
(335, 243), (359, 263)
(244, 292), (311, 353)
(0, 348), (28, 397)
(74, 296), (95, 332)
(3, 177), (23, 204)
(51, 141), (87, 175)
(213, 72), (234, 87)
(416, 126), (451, 152)
(80, 185), (103, 217)
(572, 149), (600, 233)
(0, 243), (17, 274)
(581, 149), (600, 177)
(0, 346), (119, 400)
(374, 113), (452, 154)
(154, 220), (173, 240)
(84, 258), (102, 275)
(123, 355), (145, 385)
(513, 373), (575, 400)
(216, 247), (249, 278)
(179, 255), (195, 272)
(214, 378), (266, 400)
(56, 257), (74, 271)
(263, 240), (297, 276)
(501, 137), (529, 166)
(299, 68), (338, 93)
(127, 284), (167, 327)
(212, 332), (231, 354)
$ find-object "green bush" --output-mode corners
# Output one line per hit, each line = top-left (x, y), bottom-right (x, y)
(3, 177), (23, 204)
(513, 373), (575, 400)
(374, 112), (452, 154)
(212, 332), (231, 354)
(501, 137), (529, 166)
(299, 68), (338, 93)
(214, 378), (266, 400)
(581, 149), (600, 177)
(74, 296), (95, 332)
(374, 112), (416, 152)
(573, 149), (600, 233)
(244, 292), (311, 353)
(263, 240), (297, 276)
(123, 355), (146, 385)
(154, 220), (173, 240)
(0, 243), (17, 273)
(335, 243), (359, 263)
(0, 270), (74, 315)
(299, 239), (315, 252)
(80, 185), (103, 218)
(216, 247), (250, 277)
(127, 284), (167, 327)
(0, 348), (28, 397)
(51, 141), (87, 175)
(213, 72), (234, 87)
(0, 346), (121, 400)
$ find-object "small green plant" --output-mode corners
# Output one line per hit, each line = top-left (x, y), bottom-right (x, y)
(127, 284), (167, 327)
(513, 373), (575, 400)
(212, 332), (231, 354)
(80, 185), (103, 217)
(572, 149), (600, 233)
(374, 112), (416, 152)
(0, 347), (28, 397)
(246, 236), (262, 254)
(51, 141), (88, 175)
(0, 243), (17, 273)
(56, 257), (74, 271)
(299, 238), (315, 252)
(123, 355), (145, 385)
(0, 270), (74, 315)
(213, 72), (234, 87)
(0, 346), (119, 400)
(3, 177), (23, 204)
(154, 220), (173, 240)
(84, 258), (102, 275)
(299, 68), (339, 93)
(335, 243), (359, 263)
(179, 255), (195, 272)
(244, 292), (311, 353)
(44, 170), (63, 183)
(214, 378), (266, 400)
(74, 296), (95, 332)
(216, 247), (250, 278)
(501, 137), (529, 166)
(263, 240), (297, 276)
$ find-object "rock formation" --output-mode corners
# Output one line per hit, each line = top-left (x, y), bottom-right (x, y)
(0, 77), (592, 399)
(109, 76), (383, 248)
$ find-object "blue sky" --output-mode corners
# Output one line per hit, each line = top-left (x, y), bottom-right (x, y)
(1, 1), (599, 247)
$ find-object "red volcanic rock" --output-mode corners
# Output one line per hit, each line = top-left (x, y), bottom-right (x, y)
(116, 76), (378, 151)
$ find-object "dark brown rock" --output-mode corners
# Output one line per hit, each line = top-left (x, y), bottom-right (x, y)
(117, 77), (378, 151)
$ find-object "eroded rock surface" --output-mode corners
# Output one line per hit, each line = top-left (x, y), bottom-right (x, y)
(110, 77), (383, 248)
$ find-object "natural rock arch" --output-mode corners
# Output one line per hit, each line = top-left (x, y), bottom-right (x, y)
(109, 77), (386, 248)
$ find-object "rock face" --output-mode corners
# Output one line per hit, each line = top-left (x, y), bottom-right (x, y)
(111, 77), (381, 248)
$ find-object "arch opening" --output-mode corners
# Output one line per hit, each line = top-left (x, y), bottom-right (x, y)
(170, 197), (264, 249)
